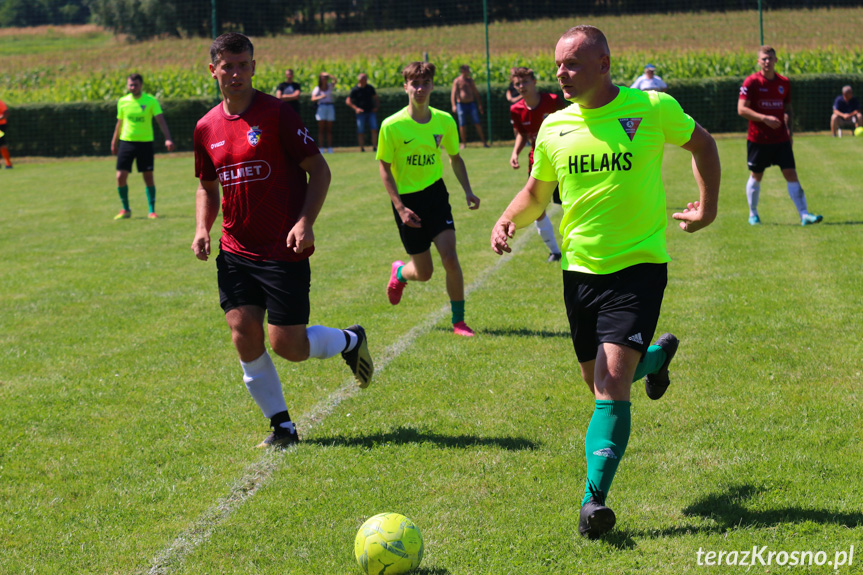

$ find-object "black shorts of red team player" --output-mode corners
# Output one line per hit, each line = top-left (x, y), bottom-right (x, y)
(216, 250), (311, 326)
(746, 140), (796, 174)
(391, 178), (456, 255)
(563, 262), (667, 363)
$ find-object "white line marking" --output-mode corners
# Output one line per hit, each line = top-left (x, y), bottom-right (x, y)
(146, 211), (554, 574)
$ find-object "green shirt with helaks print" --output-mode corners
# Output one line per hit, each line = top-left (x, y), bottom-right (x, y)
(376, 106), (460, 194)
(116, 92), (163, 142)
(532, 87), (695, 275)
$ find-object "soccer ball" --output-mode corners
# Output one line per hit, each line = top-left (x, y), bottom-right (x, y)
(855, 126), (863, 137)
(354, 512), (424, 575)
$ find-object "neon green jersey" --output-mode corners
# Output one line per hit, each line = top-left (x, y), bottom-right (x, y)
(376, 106), (460, 194)
(116, 93), (163, 142)
(532, 87), (695, 274)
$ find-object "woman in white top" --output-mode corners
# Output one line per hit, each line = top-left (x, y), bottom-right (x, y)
(311, 72), (338, 153)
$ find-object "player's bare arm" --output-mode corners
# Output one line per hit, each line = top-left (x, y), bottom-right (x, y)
(673, 122), (720, 234)
(448, 154), (480, 209)
(192, 178), (221, 260)
(110, 119), (122, 155)
(155, 114), (175, 151)
(287, 153), (331, 254)
(491, 177), (557, 254)
(379, 160), (421, 228)
(510, 132), (527, 169)
(737, 98), (781, 129)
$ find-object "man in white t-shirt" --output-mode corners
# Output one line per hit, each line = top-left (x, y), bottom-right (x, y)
(630, 64), (667, 92)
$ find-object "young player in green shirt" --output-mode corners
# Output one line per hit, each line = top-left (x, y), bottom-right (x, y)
(110, 73), (174, 219)
(492, 25), (720, 538)
(378, 62), (481, 337)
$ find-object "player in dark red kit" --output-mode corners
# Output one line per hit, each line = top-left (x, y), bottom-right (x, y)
(192, 33), (373, 448)
(738, 46), (822, 226)
(509, 67), (567, 262)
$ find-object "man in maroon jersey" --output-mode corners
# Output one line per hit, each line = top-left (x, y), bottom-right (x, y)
(738, 46), (823, 226)
(509, 67), (567, 262)
(191, 33), (373, 448)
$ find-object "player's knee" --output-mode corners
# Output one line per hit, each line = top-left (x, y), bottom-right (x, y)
(439, 251), (460, 272)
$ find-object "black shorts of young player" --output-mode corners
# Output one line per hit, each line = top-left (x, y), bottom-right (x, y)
(391, 178), (456, 255)
(563, 263), (668, 363)
(746, 140), (796, 174)
(116, 140), (155, 172)
(217, 250), (311, 326)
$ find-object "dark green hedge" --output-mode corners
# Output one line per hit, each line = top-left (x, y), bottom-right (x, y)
(5, 74), (861, 158)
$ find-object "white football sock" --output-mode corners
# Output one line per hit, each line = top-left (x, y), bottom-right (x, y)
(241, 351), (287, 418)
(535, 215), (560, 254)
(307, 325), (349, 359)
(746, 176), (760, 217)
(787, 181), (808, 216)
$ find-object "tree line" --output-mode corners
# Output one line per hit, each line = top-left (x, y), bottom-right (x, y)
(2, 0), (861, 38)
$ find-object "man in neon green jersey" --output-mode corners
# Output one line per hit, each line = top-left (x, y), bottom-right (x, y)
(110, 73), (174, 219)
(378, 61), (481, 337)
(491, 25), (720, 538)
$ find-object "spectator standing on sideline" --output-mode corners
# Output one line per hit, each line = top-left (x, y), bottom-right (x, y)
(311, 72), (337, 153)
(508, 66), (566, 262)
(346, 73), (380, 152)
(275, 68), (302, 114)
(379, 61), (481, 337)
(110, 73), (174, 219)
(492, 25), (720, 539)
(451, 65), (489, 148)
(191, 33), (373, 448)
(630, 64), (667, 92)
(0, 98), (13, 169)
(738, 46), (822, 226)
(831, 85), (862, 137)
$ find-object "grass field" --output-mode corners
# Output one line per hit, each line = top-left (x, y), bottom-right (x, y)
(2, 7), (863, 103)
(2, 136), (862, 574)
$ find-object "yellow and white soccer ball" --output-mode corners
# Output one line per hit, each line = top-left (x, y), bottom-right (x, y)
(354, 512), (424, 575)
(854, 126), (863, 137)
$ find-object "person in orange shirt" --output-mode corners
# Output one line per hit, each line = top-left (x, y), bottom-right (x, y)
(0, 99), (14, 169)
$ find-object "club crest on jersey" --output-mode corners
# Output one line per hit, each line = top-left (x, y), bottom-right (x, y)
(247, 126), (262, 147)
(140, 105), (146, 112)
(778, 85), (785, 95)
(618, 117), (643, 141)
(434, 134), (443, 148)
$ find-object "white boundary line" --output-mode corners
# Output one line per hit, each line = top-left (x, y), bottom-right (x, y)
(146, 213), (551, 574)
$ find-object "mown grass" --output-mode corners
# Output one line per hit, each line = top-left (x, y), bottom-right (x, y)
(1, 135), (862, 574)
(1, 7), (862, 103)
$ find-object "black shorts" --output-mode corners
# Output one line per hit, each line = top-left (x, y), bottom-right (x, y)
(216, 250), (311, 326)
(563, 263), (667, 363)
(116, 140), (155, 173)
(392, 178), (456, 255)
(747, 140), (795, 173)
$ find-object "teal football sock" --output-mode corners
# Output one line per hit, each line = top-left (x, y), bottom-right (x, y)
(451, 300), (465, 324)
(582, 400), (631, 506)
(145, 186), (156, 213)
(117, 186), (130, 211)
(396, 265), (406, 283)
(632, 344), (665, 382)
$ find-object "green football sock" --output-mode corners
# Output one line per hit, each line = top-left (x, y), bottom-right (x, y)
(582, 400), (631, 506)
(396, 265), (406, 283)
(145, 186), (156, 213)
(451, 300), (465, 324)
(632, 344), (665, 382)
(117, 186), (130, 211)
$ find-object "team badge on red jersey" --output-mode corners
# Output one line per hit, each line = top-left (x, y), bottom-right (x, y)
(434, 134), (442, 148)
(618, 118), (643, 141)
(247, 126), (262, 147)
(778, 86), (785, 95)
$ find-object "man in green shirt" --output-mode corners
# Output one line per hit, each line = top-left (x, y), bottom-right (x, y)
(378, 61), (481, 336)
(491, 25), (720, 538)
(110, 73), (174, 219)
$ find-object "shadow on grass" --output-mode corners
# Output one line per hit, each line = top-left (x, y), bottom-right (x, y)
(413, 568), (451, 575)
(307, 426), (539, 451)
(432, 326), (570, 339)
(681, 484), (863, 529)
